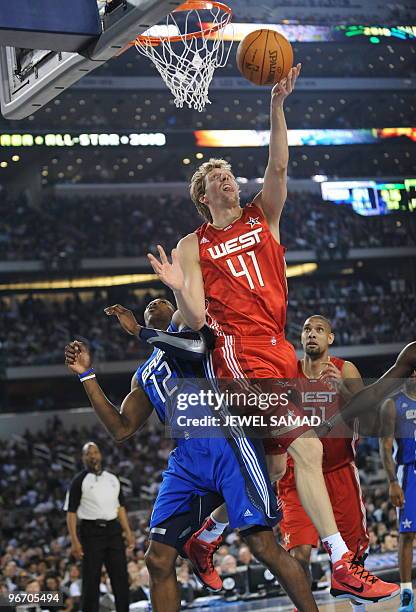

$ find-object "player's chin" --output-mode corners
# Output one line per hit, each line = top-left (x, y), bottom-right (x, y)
(305, 345), (320, 354)
(224, 192), (239, 204)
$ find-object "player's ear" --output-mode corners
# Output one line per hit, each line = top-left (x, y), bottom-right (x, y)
(199, 193), (208, 204)
(328, 332), (334, 346)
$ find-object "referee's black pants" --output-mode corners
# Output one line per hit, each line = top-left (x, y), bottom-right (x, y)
(80, 519), (129, 612)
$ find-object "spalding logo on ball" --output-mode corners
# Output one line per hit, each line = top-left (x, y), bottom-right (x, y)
(236, 29), (294, 86)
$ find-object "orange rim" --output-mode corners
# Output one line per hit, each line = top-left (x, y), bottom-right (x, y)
(133, 0), (232, 47)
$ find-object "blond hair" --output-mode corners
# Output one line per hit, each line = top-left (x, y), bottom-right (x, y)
(189, 158), (232, 223)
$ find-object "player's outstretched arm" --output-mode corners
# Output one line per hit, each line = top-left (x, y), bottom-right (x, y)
(148, 237), (206, 330)
(325, 341), (416, 430)
(254, 64), (301, 241)
(176, 235), (206, 330)
(105, 304), (214, 360)
(65, 341), (153, 442)
(104, 304), (141, 335)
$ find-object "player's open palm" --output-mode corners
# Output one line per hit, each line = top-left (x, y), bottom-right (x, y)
(104, 304), (141, 335)
(147, 245), (184, 291)
(389, 481), (404, 508)
(65, 341), (92, 375)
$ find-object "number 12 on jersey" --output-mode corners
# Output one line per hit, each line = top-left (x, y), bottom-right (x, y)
(227, 250), (265, 290)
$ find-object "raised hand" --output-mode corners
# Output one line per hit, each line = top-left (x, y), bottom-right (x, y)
(271, 63), (301, 106)
(147, 245), (185, 291)
(65, 341), (92, 375)
(104, 304), (141, 335)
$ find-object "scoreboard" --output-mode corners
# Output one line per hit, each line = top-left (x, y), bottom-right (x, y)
(321, 179), (416, 216)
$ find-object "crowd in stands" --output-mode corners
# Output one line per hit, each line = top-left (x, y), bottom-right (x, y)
(287, 278), (416, 346)
(84, 40), (415, 81)
(5, 88), (413, 132)
(1, 290), (155, 367)
(1, 272), (415, 367)
(0, 191), (414, 264)
(1, 33), (414, 135)
(0, 418), (171, 609)
(0, 418), (403, 608)
(1, 190), (414, 367)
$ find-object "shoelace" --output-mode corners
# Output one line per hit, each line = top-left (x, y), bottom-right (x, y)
(358, 552), (368, 566)
(401, 591), (412, 606)
(347, 550), (378, 585)
(355, 538), (369, 566)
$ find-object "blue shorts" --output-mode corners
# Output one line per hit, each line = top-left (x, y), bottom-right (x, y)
(397, 464), (416, 533)
(150, 436), (281, 532)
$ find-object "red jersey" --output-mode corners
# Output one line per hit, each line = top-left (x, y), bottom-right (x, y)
(195, 203), (288, 337)
(280, 356), (359, 489)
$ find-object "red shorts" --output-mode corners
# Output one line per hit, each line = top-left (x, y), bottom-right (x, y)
(279, 462), (369, 552)
(212, 334), (310, 452)
(212, 333), (297, 379)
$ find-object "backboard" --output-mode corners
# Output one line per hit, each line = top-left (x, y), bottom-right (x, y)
(0, 0), (182, 120)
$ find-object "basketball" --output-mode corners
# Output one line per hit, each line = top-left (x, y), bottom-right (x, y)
(236, 29), (294, 86)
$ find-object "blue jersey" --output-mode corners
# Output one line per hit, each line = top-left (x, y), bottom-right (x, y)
(135, 322), (281, 531)
(393, 391), (416, 466)
(135, 323), (206, 432)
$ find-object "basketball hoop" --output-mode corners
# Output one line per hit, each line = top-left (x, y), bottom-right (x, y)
(133, 1), (232, 112)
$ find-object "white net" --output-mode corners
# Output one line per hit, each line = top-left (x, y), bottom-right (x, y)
(134, 3), (232, 112)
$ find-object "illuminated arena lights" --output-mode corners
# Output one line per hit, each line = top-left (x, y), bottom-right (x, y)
(321, 178), (416, 215)
(0, 273), (159, 292)
(200, 22), (416, 42)
(0, 264), (316, 292)
(224, 0), (416, 26)
(0, 128), (415, 148)
(0, 133), (166, 148)
(194, 127), (416, 147)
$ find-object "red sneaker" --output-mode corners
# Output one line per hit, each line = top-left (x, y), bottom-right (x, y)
(182, 518), (224, 592)
(331, 551), (400, 604)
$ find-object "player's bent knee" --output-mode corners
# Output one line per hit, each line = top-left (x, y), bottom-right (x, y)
(267, 453), (287, 482)
(145, 543), (176, 580)
(243, 529), (278, 562)
(291, 546), (311, 573)
(145, 551), (175, 579)
(289, 435), (323, 469)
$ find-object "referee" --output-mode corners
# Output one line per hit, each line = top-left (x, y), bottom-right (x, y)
(64, 442), (134, 612)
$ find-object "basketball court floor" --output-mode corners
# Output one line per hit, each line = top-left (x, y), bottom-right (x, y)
(187, 588), (408, 610)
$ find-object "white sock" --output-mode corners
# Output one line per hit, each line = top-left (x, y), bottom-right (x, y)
(321, 532), (349, 563)
(198, 513), (229, 543)
(350, 603), (366, 612)
(401, 582), (413, 592)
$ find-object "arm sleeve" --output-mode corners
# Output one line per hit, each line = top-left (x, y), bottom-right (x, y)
(138, 325), (215, 361)
(63, 471), (85, 512)
(118, 479), (126, 506)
